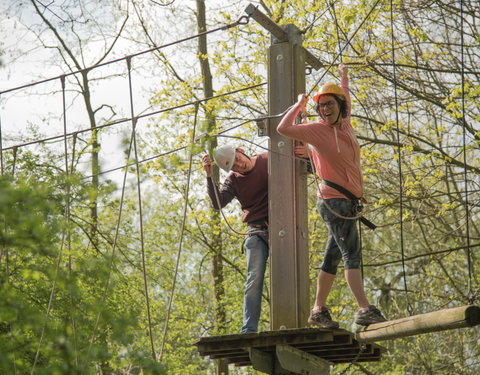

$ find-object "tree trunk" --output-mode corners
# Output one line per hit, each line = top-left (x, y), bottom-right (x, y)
(81, 70), (99, 249)
(196, 1), (228, 373)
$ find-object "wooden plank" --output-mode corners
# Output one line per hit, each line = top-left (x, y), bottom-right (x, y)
(248, 347), (274, 373)
(276, 344), (330, 374)
(193, 328), (385, 367)
(356, 305), (480, 343)
(194, 328), (334, 354)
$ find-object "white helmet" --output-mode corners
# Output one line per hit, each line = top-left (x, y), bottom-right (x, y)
(212, 144), (236, 172)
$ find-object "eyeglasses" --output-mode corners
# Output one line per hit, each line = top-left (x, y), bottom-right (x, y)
(317, 100), (336, 109)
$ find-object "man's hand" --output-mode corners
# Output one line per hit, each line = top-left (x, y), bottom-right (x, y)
(201, 154), (213, 177)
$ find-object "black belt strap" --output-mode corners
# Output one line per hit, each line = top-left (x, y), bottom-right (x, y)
(322, 179), (377, 230)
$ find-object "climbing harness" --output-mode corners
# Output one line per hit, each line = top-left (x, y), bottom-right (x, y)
(242, 221), (269, 254)
(322, 179), (377, 230)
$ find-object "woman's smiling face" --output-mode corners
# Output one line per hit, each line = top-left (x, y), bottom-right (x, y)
(317, 95), (340, 125)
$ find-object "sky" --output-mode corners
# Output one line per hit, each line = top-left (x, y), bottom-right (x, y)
(0, 0), (227, 183)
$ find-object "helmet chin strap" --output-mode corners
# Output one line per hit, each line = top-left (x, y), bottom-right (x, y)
(333, 111), (342, 125)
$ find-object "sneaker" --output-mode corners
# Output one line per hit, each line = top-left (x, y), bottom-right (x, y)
(308, 307), (339, 329)
(355, 305), (387, 326)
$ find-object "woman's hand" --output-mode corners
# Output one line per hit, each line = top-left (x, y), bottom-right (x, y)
(297, 93), (308, 108)
(338, 63), (348, 78)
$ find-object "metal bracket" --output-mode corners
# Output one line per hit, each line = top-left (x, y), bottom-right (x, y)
(248, 344), (331, 374)
(256, 118), (269, 137)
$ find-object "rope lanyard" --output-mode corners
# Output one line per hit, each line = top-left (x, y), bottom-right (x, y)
(209, 160), (265, 237)
(390, 0), (412, 316)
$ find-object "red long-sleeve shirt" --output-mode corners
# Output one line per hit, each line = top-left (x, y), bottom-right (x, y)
(277, 75), (364, 199)
(206, 153), (268, 223)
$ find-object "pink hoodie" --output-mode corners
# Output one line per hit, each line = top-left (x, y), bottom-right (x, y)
(277, 74), (364, 199)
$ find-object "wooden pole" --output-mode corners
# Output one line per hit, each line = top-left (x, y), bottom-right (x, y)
(267, 25), (309, 331)
(356, 305), (480, 343)
(245, 3), (324, 332)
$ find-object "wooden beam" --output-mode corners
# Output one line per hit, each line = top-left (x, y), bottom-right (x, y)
(356, 305), (480, 343)
(245, 3), (324, 70)
(244, 4), (288, 42)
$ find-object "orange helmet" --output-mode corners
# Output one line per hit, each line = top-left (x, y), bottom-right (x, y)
(312, 82), (345, 103)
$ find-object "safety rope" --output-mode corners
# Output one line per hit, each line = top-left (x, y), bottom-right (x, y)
(301, 1), (339, 34)
(336, 342), (367, 375)
(31, 232), (67, 375)
(390, 0), (412, 316)
(459, 0), (474, 304)
(293, 0), (383, 224)
(31, 75), (76, 374)
(87, 68), (143, 360)
(330, 0), (343, 63)
(209, 172), (265, 237)
(159, 103), (199, 361)
(0, 101), (3, 175)
(127, 57), (156, 360)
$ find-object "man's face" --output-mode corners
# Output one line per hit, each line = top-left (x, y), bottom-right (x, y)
(231, 151), (253, 173)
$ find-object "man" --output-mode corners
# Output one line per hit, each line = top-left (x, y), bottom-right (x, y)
(201, 144), (269, 334)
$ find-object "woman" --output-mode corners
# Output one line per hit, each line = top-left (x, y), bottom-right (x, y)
(277, 63), (386, 328)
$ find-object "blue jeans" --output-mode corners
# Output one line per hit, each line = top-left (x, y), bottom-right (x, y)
(317, 198), (361, 274)
(241, 226), (269, 333)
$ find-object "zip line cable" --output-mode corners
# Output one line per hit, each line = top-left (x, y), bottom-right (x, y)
(390, 0), (412, 316)
(0, 82), (266, 153)
(159, 103), (199, 362)
(0, 14), (250, 96)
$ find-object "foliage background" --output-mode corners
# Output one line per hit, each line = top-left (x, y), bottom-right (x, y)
(0, 0), (478, 374)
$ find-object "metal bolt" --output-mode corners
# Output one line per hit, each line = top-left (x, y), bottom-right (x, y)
(278, 141), (285, 148)
(276, 54), (283, 61)
(279, 230), (286, 238)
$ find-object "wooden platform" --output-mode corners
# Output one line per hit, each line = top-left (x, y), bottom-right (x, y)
(193, 327), (385, 368)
